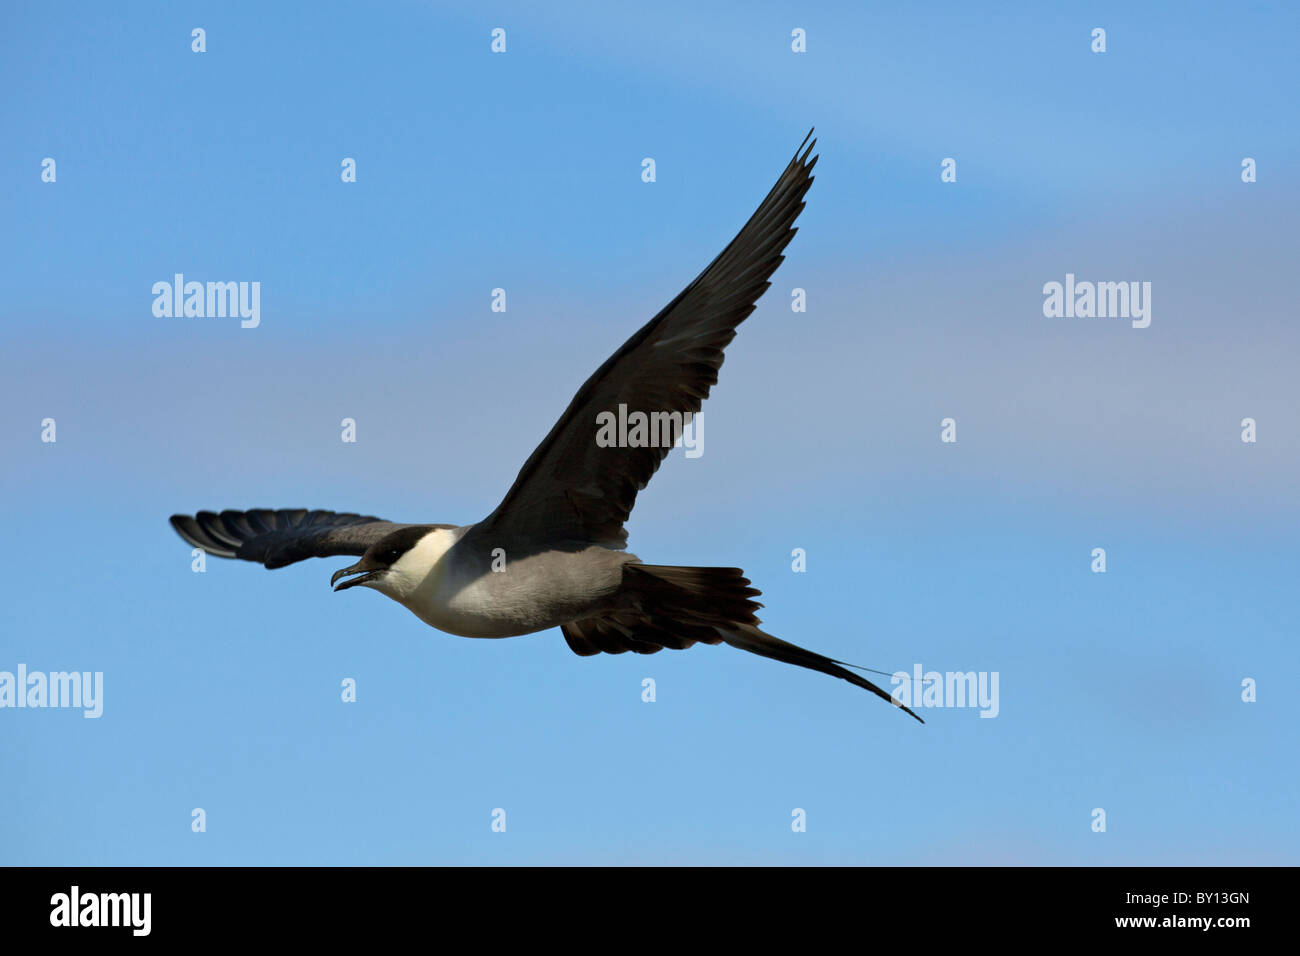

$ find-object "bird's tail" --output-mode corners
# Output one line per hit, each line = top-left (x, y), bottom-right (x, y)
(620, 564), (923, 723)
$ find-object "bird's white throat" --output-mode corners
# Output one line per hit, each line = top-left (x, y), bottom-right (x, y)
(376, 527), (460, 603)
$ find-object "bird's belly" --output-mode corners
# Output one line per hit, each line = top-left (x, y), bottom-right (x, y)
(401, 546), (629, 639)
(403, 589), (540, 639)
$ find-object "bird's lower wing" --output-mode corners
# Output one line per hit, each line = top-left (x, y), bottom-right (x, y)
(169, 508), (408, 569)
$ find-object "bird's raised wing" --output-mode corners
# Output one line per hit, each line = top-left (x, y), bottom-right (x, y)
(169, 509), (409, 568)
(475, 132), (817, 550)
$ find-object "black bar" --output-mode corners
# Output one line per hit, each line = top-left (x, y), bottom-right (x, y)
(0, 866), (1278, 941)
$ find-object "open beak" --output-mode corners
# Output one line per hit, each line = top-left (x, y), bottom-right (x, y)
(331, 562), (385, 592)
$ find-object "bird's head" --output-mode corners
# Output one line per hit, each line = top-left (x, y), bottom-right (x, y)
(330, 526), (451, 601)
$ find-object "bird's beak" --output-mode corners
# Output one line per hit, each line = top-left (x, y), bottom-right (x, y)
(332, 561), (385, 592)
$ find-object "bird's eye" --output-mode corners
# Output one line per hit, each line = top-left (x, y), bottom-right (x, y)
(384, 549), (400, 564)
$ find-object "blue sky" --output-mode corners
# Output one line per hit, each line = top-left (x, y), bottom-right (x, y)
(2, 0), (1297, 864)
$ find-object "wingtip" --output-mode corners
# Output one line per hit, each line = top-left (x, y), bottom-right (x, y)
(168, 513), (196, 538)
(796, 128), (818, 166)
(168, 511), (238, 558)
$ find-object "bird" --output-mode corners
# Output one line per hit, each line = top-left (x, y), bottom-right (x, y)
(169, 131), (921, 723)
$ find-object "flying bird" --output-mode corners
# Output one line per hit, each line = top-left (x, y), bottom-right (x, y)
(170, 131), (921, 722)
